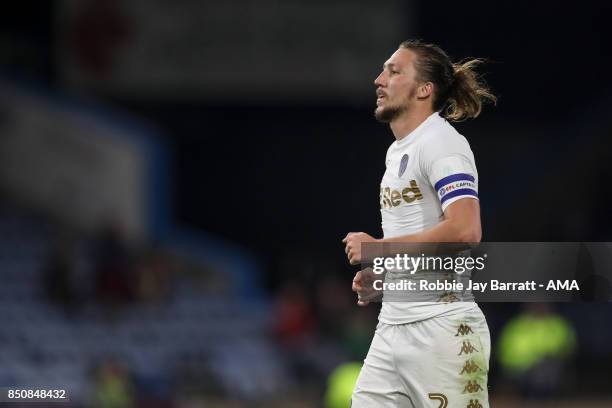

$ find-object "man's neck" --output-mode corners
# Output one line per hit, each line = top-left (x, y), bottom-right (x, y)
(390, 109), (435, 141)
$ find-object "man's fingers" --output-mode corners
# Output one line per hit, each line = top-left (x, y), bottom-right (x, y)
(352, 272), (362, 292)
(342, 232), (357, 243)
(357, 292), (370, 306)
(353, 266), (374, 306)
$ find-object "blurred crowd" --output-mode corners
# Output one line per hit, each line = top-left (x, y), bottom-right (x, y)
(2, 202), (612, 408)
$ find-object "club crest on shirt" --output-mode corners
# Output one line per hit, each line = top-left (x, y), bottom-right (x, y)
(398, 154), (409, 177)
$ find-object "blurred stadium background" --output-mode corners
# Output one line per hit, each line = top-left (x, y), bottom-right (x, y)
(1, 0), (612, 407)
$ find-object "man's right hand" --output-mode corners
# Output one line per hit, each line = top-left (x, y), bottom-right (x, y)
(352, 267), (381, 306)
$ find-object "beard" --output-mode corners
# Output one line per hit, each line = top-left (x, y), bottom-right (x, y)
(374, 104), (407, 123)
(374, 86), (416, 123)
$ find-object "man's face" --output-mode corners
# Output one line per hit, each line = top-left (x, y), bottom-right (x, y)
(374, 48), (421, 122)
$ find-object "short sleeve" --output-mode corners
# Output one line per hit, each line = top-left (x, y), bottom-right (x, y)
(422, 134), (479, 212)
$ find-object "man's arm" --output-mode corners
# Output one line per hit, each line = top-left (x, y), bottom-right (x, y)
(343, 198), (481, 265)
(384, 197), (481, 244)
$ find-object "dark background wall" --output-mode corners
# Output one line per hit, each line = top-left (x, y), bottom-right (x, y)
(3, 1), (612, 280)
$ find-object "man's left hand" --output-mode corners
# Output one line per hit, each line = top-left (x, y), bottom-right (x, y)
(342, 232), (377, 265)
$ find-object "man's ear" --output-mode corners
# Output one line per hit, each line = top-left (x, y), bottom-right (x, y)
(416, 82), (433, 100)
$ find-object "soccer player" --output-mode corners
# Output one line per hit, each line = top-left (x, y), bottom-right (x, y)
(342, 40), (496, 407)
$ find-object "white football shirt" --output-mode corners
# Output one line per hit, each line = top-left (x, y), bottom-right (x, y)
(378, 112), (479, 324)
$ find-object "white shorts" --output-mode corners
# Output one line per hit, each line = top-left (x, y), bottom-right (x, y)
(352, 306), (490, 408)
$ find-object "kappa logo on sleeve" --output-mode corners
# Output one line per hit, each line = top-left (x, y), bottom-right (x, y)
(434, 173), (478, 205)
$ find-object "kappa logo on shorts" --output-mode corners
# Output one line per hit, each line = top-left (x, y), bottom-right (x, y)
(427, 393), (448, 408)
(462, 381), (484, 394)
(437, 292), (459, 303)
(467, 399), (483, 408)
(455, 324), (474, 336)
(458, 341), (478, 356)
(459, 359), (482, 375)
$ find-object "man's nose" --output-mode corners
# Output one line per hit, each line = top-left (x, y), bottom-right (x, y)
(374, 71), (386, 87)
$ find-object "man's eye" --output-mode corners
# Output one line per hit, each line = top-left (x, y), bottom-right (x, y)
(390, 70), (399, 75)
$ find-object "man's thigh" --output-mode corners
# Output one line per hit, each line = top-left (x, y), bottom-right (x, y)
(351, 322), (414, 408)
(394, 308), (491, 408)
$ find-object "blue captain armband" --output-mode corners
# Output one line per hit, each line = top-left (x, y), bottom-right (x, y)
(434, 173), (478, 205)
